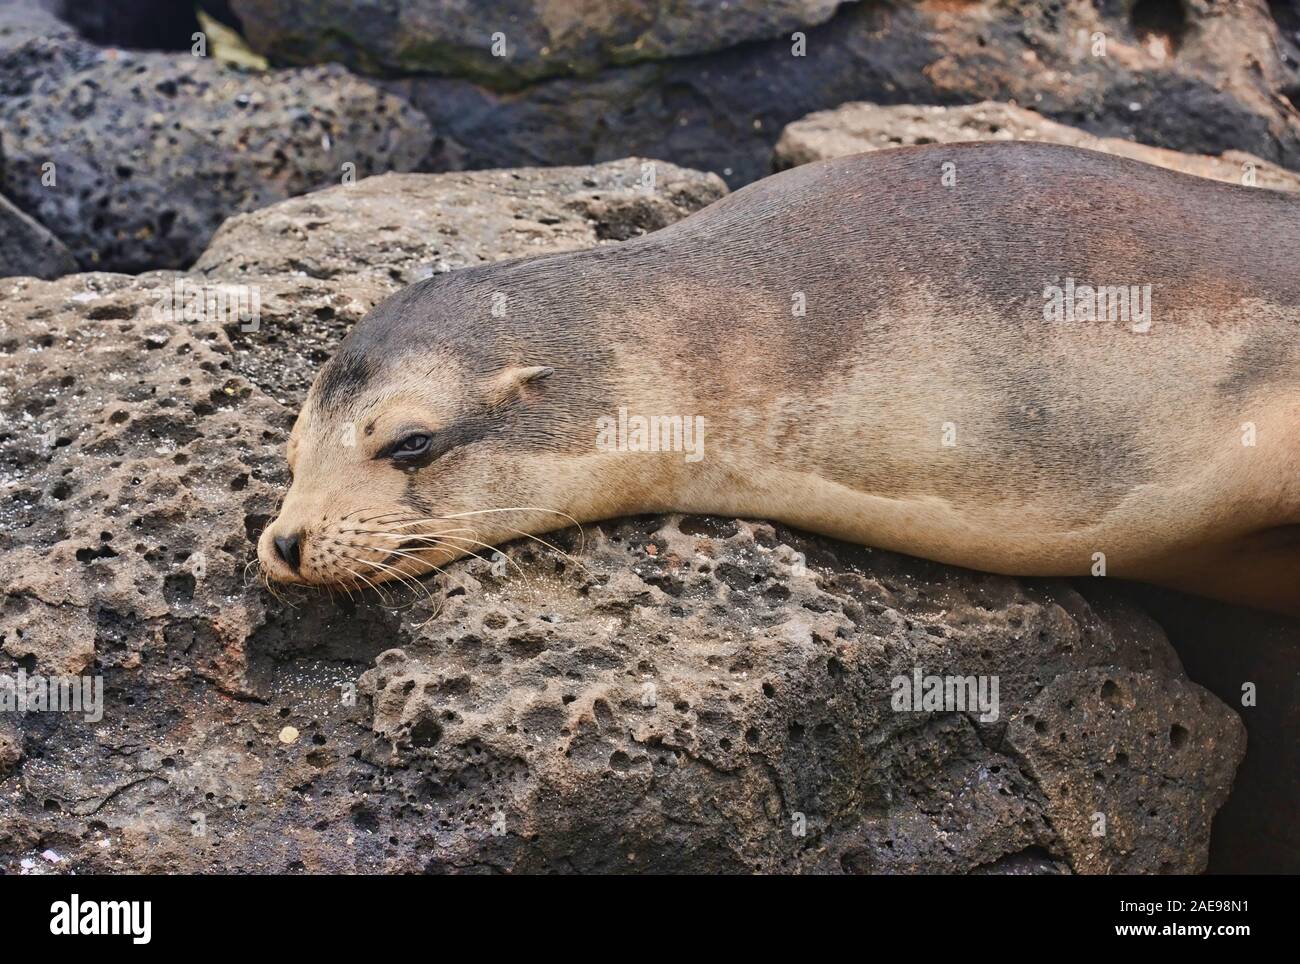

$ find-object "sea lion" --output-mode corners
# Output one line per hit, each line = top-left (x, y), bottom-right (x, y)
(257, 141), (1300, 615)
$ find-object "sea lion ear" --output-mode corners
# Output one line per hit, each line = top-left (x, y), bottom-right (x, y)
(490, 365), (554, 403)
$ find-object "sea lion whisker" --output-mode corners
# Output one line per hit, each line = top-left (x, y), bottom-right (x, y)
(409, 507), (589, 560)
(366, 530), (532, 583)
(353, 510), (424, 527)
(357, 556), (439, 608)
(334, 576), (358, 604)
(351, 530), (537, 592)
(391, 535), (530, 586)
(337, 562), (393, 604)
(375, 513), (590, 576)
(261, 568), (299, 608)
(332, 539), (453, 590)
(470, 523), (593, 578)
(339, 505), (387, 523)
(338, 525), (477, 539)
(337, 528), (484, 568)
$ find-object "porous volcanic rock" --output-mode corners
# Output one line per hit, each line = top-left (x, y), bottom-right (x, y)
(0, 5), (432, 273)
(352, 520), (1243, 874)
(193, 157), (729, 286)
(228, 0), (850, 86)
(1111, 584), (1300, 874)
(0, 191), (77, 279)
(0, 160), (1246, 875)
(382, 0), (1300, 188)
(0, 269), (290, 687)
(772, 100), (1300, 192)
(0, 1), (97, 97)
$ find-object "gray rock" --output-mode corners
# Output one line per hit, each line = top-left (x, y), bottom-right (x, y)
(0, 723), (18, 778)
(0, 190), (76, 278)
(0, 14), (432, 272)
(352, 519), (1243, 874)
(229, 0), (848, 86)
(0, 1), (97, 97)
(194, 157), (728, 283)
(383, 0), (1300, 189)
(773, 101), (1300, 192)
(1116, 585), (1300, 874)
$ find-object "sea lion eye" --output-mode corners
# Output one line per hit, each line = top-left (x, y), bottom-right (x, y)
(389, 432), (433, 461)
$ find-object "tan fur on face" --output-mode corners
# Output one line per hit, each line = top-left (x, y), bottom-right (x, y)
(257, 356), (589, 589)
(259, 361), (468, 587)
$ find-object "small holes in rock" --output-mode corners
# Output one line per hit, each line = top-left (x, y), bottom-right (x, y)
(76, 545), (119, 563)
(1100, 679), (1121, 704)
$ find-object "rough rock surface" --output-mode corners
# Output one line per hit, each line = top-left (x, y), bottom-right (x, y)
(0, 3), (89, 93)
(229, 0), (850, 86)
(1118, 585), (1300, 874)
(350, 522), (1243, 874)
(384, 0), (1300, 188)
(0, 191), (77, 279)
(194, 158), (729, 286)
(773, 101), (1300, 192)
(0, 5), (432, 272)
(0, 161), (1246, 874)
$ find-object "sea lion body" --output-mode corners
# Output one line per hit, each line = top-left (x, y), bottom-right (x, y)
(259, 142), (1300, 614)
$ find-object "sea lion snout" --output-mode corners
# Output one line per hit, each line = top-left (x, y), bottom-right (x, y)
(273, 532), (301, 571)
(257, 473), (364, 585)
(258, 502), (315, 584)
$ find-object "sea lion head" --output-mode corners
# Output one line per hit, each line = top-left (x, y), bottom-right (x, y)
(255, 282), (572, 589)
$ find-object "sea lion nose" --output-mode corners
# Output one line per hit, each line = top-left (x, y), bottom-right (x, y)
(274, 532), (302, 570)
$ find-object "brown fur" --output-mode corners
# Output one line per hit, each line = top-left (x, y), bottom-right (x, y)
(259, 142), (1300, 615)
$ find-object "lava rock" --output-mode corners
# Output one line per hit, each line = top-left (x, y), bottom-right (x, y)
(382, 0), (1300, 189)
(1113, 584), (1300, 874)
(773, 100), (1300, 191)
(351, 516), (1243, 874)
(194, 157), (728, 284)
(0, 190), (77, 278)
(0, 1), (98, 97)
(228, 0), (848, 86)
(0, 724), (19, 777)
(0, 9), (432, 272)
